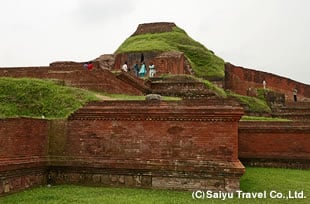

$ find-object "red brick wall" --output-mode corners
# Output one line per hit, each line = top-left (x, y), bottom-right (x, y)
(62, 120), (238, 164)
(49, 100), (245, 191)
(1, 105), (310, 194)
(0, 118), (48, 194)
(0, 66), (143, 95)
(239, 121), (310, 167)
(225, 63), (310, 102)
(114, 52), (186, 76)
(0, 118), (48, 169)
(131, 22), (176, 36)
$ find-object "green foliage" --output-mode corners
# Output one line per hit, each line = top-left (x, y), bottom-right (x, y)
(0, 77), (99, 119)
(116, 27), (225, 79)
(202, 79), (227, 98)
(256, 88), (274, 100)
(228, 92), (271, 113)
(1, 167), (309, 204)
(241, 116), (290, 121)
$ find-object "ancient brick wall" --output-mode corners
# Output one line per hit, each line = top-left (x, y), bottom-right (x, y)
(2, 104), (310, 195)
(0, 118), (49, 195)
(0, 66), (143, 95)
(114, 51), (187, 76)
(150, 81), (215, 97)
(225, 63), (310, 102)
(131, 22), (176, 36)
(238, 121), (310, 168)
(49, 100), (245, 192)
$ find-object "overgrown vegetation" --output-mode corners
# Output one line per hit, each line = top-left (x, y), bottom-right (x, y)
(0, 77), (99, 119)
(0, 167), (309, 204)
(241, 115), (290, 121)
(228, 91), (271, 113)
(116, 27), (225, 79)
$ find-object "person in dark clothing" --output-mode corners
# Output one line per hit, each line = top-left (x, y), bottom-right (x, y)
(293, 88), (298, 102)
(133, 61), (139, 76)
(140, 53), (144, 63)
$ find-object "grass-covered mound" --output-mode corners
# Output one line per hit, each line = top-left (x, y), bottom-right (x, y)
(228, 91), (272, 114)
(116, 27), (225, 79)
(0, 77), (99, 119)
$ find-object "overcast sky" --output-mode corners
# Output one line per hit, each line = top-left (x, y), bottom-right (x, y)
(0, 0), (309, 84)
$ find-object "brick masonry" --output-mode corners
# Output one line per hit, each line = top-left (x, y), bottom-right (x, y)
(0, 118), (49, 195)
(0, 100), (245, 195)
(0, 64), (143, 95)
(1, 102), (310, 195)
(131, 22), (176, 36)
(225, 63), (310, 102)
(239, 121), (310, 168)
(114, 51), (189, 76)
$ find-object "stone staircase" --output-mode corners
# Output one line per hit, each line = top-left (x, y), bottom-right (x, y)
(272, 102), (310, 121)
(115, 72), (151, 94)
(147, 77), (217, 98)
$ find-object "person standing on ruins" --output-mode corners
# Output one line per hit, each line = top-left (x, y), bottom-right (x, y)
(133, 61), (139, 76)
(263, 80), (266, 89)
(87, 62), (93, 70)
(149, 62), (156, 77)
(121, 61), (128, 72)
(139, 62), (146, 77)
(293, 88), (298, 102)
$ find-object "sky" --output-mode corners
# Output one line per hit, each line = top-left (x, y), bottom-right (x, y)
(0, 0), (309, 84)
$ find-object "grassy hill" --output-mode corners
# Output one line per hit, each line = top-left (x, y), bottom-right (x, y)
(0, 77), (99, 119)
(116, 26), (225, 79)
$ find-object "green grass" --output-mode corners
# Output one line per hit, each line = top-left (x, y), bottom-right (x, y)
(116, 27), (225, 79)
(0, 167), (309, 204)
(228, 92), (271, 113)
(0, 77), (99, 119)
(241, 116), (290, 121)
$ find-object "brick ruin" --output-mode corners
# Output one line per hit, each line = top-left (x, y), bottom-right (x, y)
(1, 108), (309, 195)
(113, 51), (192, 76)
(1, 100), (246, 195)
(1, 21), (310, 196)
(225, 63), (310, 102)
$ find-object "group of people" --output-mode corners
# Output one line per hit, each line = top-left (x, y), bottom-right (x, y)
(263, 79), (298, 102)
(83, 62), (93, 70)
(122, 61), (156, 78)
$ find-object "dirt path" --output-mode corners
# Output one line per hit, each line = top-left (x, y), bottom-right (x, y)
(94, 94), (113, 101)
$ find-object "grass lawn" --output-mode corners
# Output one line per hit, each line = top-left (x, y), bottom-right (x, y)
(240, 116), (290, 121)
(1, 167), (309, 204)
(0, 77), (99, 119)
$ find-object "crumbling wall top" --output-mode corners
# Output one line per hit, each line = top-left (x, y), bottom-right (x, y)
(131, 22), (176, 36)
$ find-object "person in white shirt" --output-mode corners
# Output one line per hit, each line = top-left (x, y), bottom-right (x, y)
(263, 80), (266, 89)
(121, 61), (128, 72)
(149, 62), (156, 77)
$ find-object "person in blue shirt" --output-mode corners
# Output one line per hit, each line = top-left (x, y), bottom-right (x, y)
(139, 62), (147, 77)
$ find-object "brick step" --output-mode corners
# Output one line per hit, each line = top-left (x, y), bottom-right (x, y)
(274, 107), (310, 114)
(285, 102), (310, 108)
(115, 72), (151, 93)
(271, 112), (310, 121)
